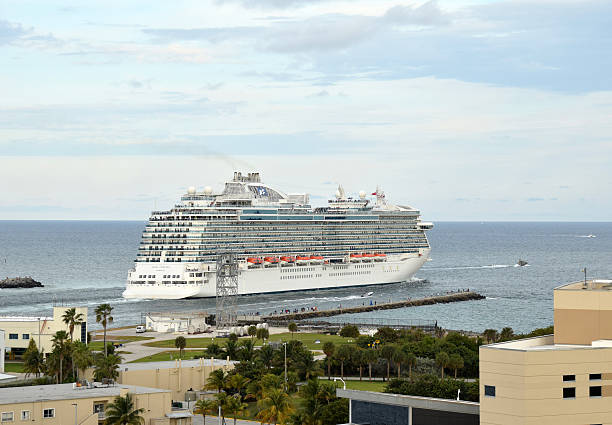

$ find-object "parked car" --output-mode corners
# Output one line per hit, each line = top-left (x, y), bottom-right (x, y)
(135, 325), (146, 333)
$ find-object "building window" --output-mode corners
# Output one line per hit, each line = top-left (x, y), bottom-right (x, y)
(93, 403), (105, 414)
(562, 374), (575, 382)
(43, 408), (55, 418)
(563, 387), (576, 399)
(590, 373), (602, 381)
(20, 411), (29, 421)
(484, 385), (496, 397)
(21, 334), (29, 340)
(8, 334), (17, 340)
(590, 386), (602, 397)
(0, 412), (13, 422)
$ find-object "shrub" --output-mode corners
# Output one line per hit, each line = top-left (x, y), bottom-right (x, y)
(339, 325), (359, 338)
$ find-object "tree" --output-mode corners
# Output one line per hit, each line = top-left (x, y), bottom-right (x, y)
(298, 351), (321, 381)
(248, 325), (257, 340)
(499, 327), (514, 342)
(403, 350), (417, 381)
(449, 353), (464, 379)
(363, 349), (378, 382)
(258, 344), (275, 370)
(104, 392), (145, 425)
(23, 339), (45, 378)
(380, 344), (397, 381)
(225, 395), (247, 425)
(193, 399), (216, 424)
(336, 344), (353, 379)
(238, 339), (255, 362)
(256, 327), (269, 342)
(322, 342), (335, 380)
(256, 388), (293, 425)
(483, 329), (498, 344)
(353, 349), (365, 381)
(224, 339), (239, 360)
(95, 304), (114, 357)
(51, 330), (70, 383)
(393, 348), (407, 379)
(174, 336), (186, 358)
(288, 322), (298, 339)
(435, 351), (450, 379)
(62, 308), (84, 341)
(228, 374), (250, 399)
(72, 341), (94, 380)
(94, 354), (121, 381)
(206, 369), (227, 393)
(339, 324), (359, 338)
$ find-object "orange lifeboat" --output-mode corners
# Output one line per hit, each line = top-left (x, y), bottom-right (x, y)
(264, 256), (279, 266)
(296, 256), (310, 265)
(374, 253), (386, 262)
(350, 253), (362, 263)
(310, 255), (324, 264)
(280, 256), (293, 266)
(362, 253), (375, 262)
(247, 257), (262, 267)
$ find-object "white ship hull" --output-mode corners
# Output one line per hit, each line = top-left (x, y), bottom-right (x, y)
(122, 250), (430, 299)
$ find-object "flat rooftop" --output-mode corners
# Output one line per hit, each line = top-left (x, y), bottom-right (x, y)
(556, 279), (612, 291)
(0, 383), (168, 405)
(483, 335), (612, 352)
(0, 316), (52, 322)
(120, 358), (233, 371)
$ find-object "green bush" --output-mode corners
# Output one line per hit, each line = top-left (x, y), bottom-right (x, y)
(339, 325), (359, 338)
(385, 374), (479, 402)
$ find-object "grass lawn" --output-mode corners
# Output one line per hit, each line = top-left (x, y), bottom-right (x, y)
(4, 363), (24, 373)
(339, 379), (387, 392)
(143, 332), (354, 351)
(89, 336), (154, 351)
(128, 350), (209, 363)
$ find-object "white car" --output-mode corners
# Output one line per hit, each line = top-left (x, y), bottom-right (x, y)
(135, 325), (146, 333)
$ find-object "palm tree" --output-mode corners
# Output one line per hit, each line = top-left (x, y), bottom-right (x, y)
(94, 354), (121, 381)
(72, 341), (94, 380)
(380, 344), (397, 381)
(258, 344), (275, 370)
(174, 336), (186, 358)
(403, 350), (417, 381)
(239, 338), (256, 362)
(336, 344), (353, 379)
(353, 349), (364, 381)
(392, 348), (407, 379)
(228, 374), (250, 399)
(256, 327), (269, 342)
(206, 369), (227, 393)
(322, 341), (335, 380)
(104, 392), (145, 425)
(193, 399), (216, 424)
(483, 329), (498, 344)
(23, 339), (45, 378)
(435, 351), (450, 379)
(225, 395), (247, 425)
(288, 322), (297, 339)
(95, 304), (114, 357)
(449, 353), (464, 378)
(62, 308), (84, 379)
(62, 308), (84, 341)
(363, 349), (378, 382)
(256, 388), (293, 425)
(224, 339), (239, 360)
(298, 351), (321, 380)
(499, 327), (514, 342)
(51, 330), (69, 383)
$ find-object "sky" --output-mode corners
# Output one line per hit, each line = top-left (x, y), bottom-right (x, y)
(0, 0), (611, 221)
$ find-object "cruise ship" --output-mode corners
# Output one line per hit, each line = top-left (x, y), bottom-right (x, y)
(123, 172), (433, 299)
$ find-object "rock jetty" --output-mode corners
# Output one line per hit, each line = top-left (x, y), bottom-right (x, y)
(0, 277), (44, 288)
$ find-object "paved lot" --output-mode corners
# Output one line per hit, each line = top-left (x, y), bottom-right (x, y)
(192, 415), (260, 425)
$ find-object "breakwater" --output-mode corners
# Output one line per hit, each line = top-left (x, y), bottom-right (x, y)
(264, 291), (485, 321)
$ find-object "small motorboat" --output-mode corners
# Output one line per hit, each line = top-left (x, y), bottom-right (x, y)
(361, 291), (374, 298)
(517, 259), (528, 267)
(586, 234), (596, 238)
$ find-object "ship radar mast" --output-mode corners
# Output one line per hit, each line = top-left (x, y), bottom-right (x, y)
(374, 185), (386, 206)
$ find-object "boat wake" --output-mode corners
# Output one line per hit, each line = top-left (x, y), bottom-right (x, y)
(423, 264), (512, 271)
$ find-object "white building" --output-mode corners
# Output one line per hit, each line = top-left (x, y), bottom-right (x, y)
(144, 312), (209, 334)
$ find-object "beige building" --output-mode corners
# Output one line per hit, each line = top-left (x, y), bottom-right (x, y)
(0, 383), (191, 425)
(85, 358), (233, 401)
(480, 279), (612, 425)
(0, 306), (87, 356)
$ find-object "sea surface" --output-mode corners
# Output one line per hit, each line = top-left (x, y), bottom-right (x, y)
(0, 221), (611, 333)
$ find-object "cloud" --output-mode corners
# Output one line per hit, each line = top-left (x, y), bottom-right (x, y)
(0, 20), (30, 45)
(215, 0), (329, 9)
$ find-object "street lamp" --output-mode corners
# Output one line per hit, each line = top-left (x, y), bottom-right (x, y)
(71, 403), (77, 425)
(283, 342), (287, 392)
(582, 267), (587, 287)
(334, 378), (350, 424)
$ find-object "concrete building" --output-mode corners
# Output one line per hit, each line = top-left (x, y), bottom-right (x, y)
(480, 279), (612, 425)
(85, 358), (233, 402)
(0, 329), (4, 373)
(0, 306), (87, 356)
(0, 382), (191, 425)
(145, 312), (209, 334)
(338, 389), (479, 425)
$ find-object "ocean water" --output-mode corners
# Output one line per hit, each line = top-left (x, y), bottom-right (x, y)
(0, 221), (611, 333)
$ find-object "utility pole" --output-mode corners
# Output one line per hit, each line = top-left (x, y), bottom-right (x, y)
(283, 342), (287, 392)
(582, 267), (587, 287)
